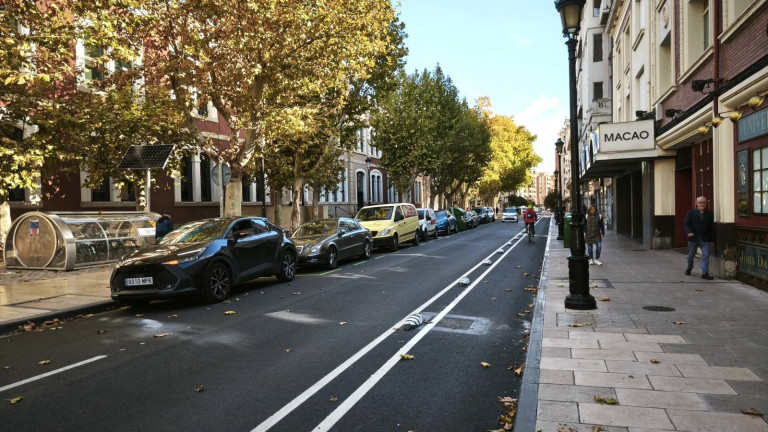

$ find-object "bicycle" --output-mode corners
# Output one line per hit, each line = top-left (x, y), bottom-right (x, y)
(526, 223), (535, 242)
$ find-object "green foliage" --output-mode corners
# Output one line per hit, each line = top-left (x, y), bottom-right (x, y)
(544, 191), (557, 209)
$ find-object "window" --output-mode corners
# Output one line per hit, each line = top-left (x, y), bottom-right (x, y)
(593, 33), (603, 62)
(593, 81), (603, 100)
(657, 1), (673, 93)
(685, 0), (711, 67)
(181, 155), (194, 202)
(200, 154), (211, 202)
(753, 147), (768, 214)
(84, 42), (105, 83)
(91, 177), (110, 202)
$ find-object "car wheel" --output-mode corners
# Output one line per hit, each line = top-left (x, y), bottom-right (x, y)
(203, 262), (231, 303)
(326, 246), (338, 269)
(412, 230), (420, 246)
(276, 250), (296, 282)
(391, 234), (399, 252)
(360, 240), (372, 259)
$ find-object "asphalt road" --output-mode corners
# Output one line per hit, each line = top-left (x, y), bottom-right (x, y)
(0, 218), (550, 432)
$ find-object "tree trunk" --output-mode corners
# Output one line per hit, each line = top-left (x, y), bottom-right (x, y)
(272, 188), (283, 228)
(312, 186), (321, 219)
(0, 199), (11, 256)
(291, 176), (303, 233)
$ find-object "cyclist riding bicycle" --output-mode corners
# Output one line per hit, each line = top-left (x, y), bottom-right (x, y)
(523, 204), (537, 236)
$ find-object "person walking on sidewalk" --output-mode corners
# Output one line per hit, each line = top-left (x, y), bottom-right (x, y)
(683, 196), (715, 280)
(585, 204), (604, 265)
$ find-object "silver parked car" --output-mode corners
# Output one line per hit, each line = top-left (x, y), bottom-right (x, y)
(292, 218), (372, 269)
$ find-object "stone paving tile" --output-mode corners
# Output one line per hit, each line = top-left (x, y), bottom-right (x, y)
(676, 364), (762, 381)
(535, 420), (630, 432)
(598, 340), (664, 352)
(541, 347), (571, 358)
(542, 338), (600, 349)
(605, 360), (683, 377)
(536, 400), (579, 422)
(624, 333), (686, 344)
(540, 357), (607, 372)
(539, 369), (574, 385)
(578, 403), (673, 429)
(614, 388), (707, 410)
(568, 331), (628, 341)
(647, 375), (737, 394)
(543, 328), (571, 339)
(538, 383), (616, 403)
(634, 351), (708, 365)
(668, 409), (768, 432)
(574, 371), (652, 389)
(571, 348), (637, 361)
(658, 344), (738, 367)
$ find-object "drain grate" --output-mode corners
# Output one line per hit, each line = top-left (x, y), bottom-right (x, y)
(436, 317), (475, 330)
(642, 305), (676, 312)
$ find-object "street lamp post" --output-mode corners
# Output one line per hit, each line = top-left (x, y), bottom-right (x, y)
(365, 156), (372, 206)
(556, 0), (595, 310)
(555, 138), (565, 240)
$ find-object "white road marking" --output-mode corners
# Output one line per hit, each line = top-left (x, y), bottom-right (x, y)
(251, 231), (528, 432)
(0, 355), (107, 393)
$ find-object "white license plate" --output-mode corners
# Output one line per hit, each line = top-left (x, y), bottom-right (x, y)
(125, 277), (153, 286)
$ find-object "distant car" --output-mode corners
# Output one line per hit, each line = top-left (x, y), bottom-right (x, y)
(486, 207), (496, 222)
(110, 217), (297, 305)
(473, 207), (490, 224)
(356, 203), (420, 251)
(465, 210), (480, 229)
(417, 208), (439, 240)
(292, 218), (372, 269)
(435, 210), (457, 235)
(501, 207), (518, 223)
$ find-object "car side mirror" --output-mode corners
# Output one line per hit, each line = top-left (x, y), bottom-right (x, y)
(394, 214), (404, 222)
(337, 229), (346, 236)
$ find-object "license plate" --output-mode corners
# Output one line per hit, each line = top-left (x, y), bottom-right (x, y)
(125, 277), (153, 286)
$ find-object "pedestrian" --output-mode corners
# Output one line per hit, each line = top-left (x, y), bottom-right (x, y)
(585, 204), (604, 265)
(683, 196), (715, 279)
(155, 211), (173, 239)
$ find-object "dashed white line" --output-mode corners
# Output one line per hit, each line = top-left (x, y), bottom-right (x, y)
(0, 355), (107, 393)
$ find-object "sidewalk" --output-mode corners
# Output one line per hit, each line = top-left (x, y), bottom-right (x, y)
(516, 222), (768, 432)
(2, 225), (768, 432)
(0, 266), (114, 333)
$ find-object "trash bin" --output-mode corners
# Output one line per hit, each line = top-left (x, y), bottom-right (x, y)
(563, 213), (572, 248)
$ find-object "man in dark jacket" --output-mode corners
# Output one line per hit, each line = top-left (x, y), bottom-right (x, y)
(683, 196), (714, 279)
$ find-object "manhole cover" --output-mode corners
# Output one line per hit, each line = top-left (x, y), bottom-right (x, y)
(642, 306), (676, 312)
(436, 317), (475, 330)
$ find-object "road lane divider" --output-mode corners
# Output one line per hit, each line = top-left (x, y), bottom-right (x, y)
(0, 355), (107, 394)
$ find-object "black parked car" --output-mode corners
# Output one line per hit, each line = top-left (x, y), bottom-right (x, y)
(110, 217), (297, 305)
(292, 217), (372, 269)
(473, 207), (490, 223)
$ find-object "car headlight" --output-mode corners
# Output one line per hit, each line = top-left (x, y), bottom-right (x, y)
(310, 243), (322, 253)
(379, 228), (391, 236)
(164, 248), (205, 265)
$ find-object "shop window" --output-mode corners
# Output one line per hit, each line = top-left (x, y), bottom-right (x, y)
(753, 147), (768, 214)
(91, 177), (111, 202)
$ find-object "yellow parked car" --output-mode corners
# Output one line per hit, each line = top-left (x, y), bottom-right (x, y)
(355, 203), (420, 251)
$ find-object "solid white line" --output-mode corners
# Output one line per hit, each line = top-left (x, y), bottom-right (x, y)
(250, 230), (528, 432)
(0, 355), (107, 393)
(312, 233), (527, 431)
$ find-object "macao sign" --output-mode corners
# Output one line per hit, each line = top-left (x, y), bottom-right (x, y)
(597, 120), (655, 153)
(738, 107), (768, 143)
(738, 244), (768, 280)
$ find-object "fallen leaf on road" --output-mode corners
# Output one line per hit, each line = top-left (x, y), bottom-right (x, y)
(284, 348), (293, 352)
(505, 288), (512, 292)
(594, 395), (617, 405)
(569, 323), (583, 327)
(481, 362), (492, 368)
(528, 304), (534, 308)
(673, 321), (686, 325)
(517, 313), (527, 317)
(292, 292), (301, 295)
(399, 354), (414, 360)
(522, 272), (530, 276)
(7, 397), (22, 404)
(339, 322), (347, 325)
(224, 311), (236, 315)
(194, 385), (205, 392)
(329, 396), (338, 402)
(38, 360), (51, 365)
(168, 315), (178, 318)
(96, 329), (109, 334)
(3, 366), (12, 370)
(741, 408), (764, 417)
(592, 426), (606, 432)
(153, 333), (171, 338)
(598, 297), (611, 301)
(650, 359), (660, 364)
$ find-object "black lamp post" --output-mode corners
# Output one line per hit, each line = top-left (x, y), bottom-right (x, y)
(365, 156), (372, 206)
(555, 138), (564, 240)
(556, 0), (595, 310)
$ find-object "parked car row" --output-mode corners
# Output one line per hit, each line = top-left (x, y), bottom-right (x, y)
(109, 203), (501, 306)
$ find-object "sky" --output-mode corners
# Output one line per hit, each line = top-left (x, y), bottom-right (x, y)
(394, 0), (570, 174)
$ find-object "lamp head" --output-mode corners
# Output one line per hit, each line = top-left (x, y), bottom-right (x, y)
(711, 117), (723, 128)
(698, 124), (711, 135)
(729, 110), (743, 122)
(555, 138), (564, 154)
(555, 0), (586, 37)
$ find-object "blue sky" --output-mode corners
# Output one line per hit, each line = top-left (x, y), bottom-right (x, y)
(395, 0), (570, 174)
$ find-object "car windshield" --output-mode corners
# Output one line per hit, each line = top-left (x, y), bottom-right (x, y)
(294, 220), (337, 237)
(158, 219), (232, 244)
(435, 210), (446, 218)
(357, 206), (393, 221)
(504, 208), (516, 213)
